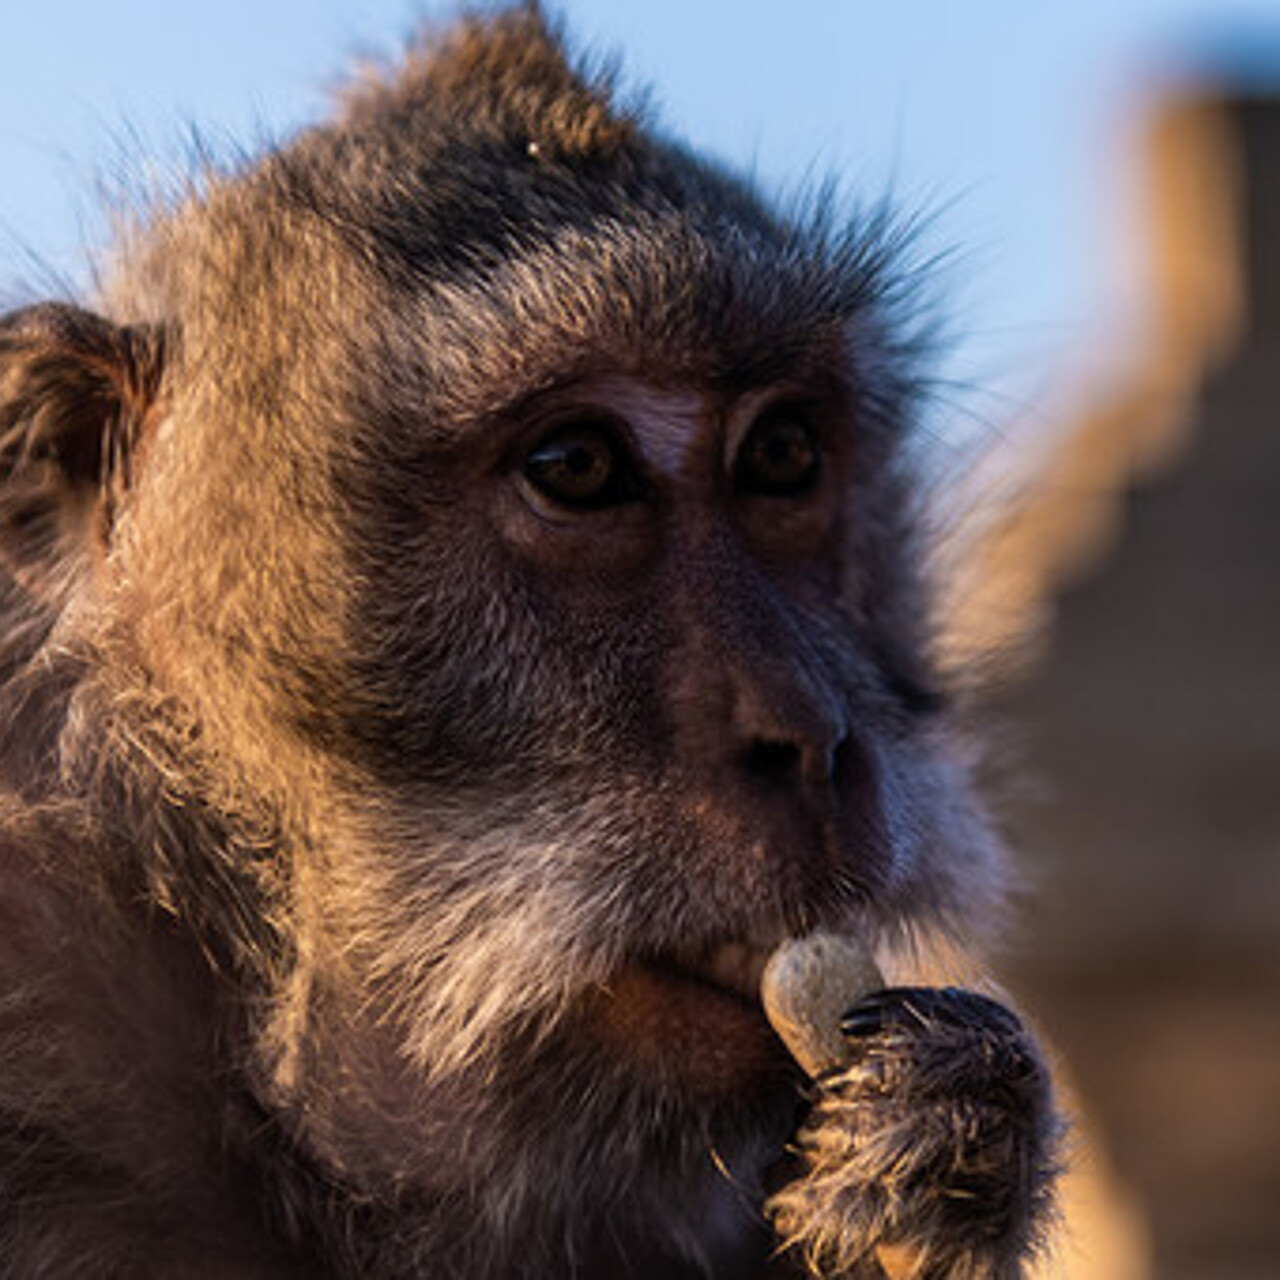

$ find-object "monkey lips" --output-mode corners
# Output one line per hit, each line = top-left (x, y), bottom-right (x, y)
(584, 940), (793, 1093)
(585, 932), (882, 1095)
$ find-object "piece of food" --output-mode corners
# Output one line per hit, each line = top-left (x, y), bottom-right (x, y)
(760, 930), (884, 1077)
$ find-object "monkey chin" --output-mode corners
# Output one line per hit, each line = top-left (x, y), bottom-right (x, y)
(581, 949), (800, 1098)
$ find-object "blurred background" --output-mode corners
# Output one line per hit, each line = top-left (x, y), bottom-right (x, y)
(3, 3), (1278, 1276)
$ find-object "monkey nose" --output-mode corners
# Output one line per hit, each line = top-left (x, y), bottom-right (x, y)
(727, 673), (849, 794)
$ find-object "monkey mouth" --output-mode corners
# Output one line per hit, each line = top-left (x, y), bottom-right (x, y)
(582, 932), (800, 1094)
(666, 939), (776, 1005)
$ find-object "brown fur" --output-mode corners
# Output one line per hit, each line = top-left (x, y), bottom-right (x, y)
(0, 8), (1057, 1276)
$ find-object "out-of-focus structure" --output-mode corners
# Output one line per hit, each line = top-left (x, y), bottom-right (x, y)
(951, 78), (1280, 1280)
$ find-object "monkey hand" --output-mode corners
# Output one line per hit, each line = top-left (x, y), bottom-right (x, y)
(766, 987), (1059, 1279)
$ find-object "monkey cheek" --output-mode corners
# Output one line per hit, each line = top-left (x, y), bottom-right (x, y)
(577, 965), (797, 1099)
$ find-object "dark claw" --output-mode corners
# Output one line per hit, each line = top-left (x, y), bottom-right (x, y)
(841, 986), (1028, 1041)
(839, 1004), (887, 1038)
(839, 987), (928, 1039)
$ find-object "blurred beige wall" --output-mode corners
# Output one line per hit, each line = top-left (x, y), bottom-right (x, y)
(954, 91), (1280, 1279)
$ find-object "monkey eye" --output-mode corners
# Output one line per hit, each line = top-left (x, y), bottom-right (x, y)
(734, 406), (822, 497)
(522, 421), (643, 511)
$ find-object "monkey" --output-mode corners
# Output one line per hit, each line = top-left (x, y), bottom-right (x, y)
(0, 8), (1059, 1278)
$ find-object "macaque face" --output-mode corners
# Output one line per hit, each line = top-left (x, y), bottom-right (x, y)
(274, 290), (953, 1122)
(364, 373), (877, 1085)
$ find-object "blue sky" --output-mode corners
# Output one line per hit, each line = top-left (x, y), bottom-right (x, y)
(3, 1), (1279, 442)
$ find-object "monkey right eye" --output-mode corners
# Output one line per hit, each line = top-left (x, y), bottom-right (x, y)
(522, 422), (644, 511)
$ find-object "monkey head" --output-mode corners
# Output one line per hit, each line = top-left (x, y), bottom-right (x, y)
(0, 10), (1023, 1276)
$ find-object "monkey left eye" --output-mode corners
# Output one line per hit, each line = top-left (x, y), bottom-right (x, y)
(734, 407), (822, 497)
(522, 421), (643, 511)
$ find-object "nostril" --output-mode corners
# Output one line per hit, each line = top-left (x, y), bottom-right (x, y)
(830, 734), (856, 786)
(743, 738), (804, 784)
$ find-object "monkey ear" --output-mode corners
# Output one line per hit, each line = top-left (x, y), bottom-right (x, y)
(0, 303), (166, 598)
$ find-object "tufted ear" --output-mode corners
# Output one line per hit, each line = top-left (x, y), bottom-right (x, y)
(0, 303), (167, 599)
